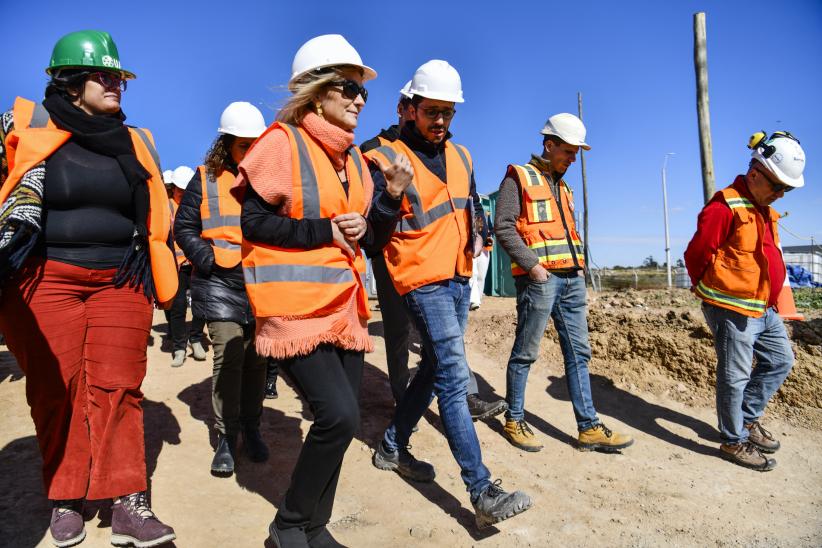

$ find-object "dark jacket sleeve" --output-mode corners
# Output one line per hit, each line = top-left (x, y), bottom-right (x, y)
(361, 161), (402, 257)
(495, 175), (540, 273)
(174, 169), (216, 277)
(684, 199), (733, 287)
(469, 169), (488, 238)
(240, 184), (334, 248)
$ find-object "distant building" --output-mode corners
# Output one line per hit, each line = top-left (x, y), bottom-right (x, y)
(783, 245), (822, 281)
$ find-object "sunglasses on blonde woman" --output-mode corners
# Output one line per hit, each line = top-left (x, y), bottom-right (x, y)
(331, 79), (368, 103)
(88, 71), (127, 92)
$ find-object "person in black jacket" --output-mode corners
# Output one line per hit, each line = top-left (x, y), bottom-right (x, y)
(174, 102), (269, 476)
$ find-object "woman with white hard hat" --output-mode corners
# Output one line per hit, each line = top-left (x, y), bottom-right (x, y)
(238, 34), (412, 547)
(164, 165), (207, 368)
(174, 101), (270, 477)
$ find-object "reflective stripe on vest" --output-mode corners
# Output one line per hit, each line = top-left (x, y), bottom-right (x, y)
(695, 281), (766, 314)
(510, 238), (584, 270)
(199, 166), (242, 266)
(244, 264), (354, 285)
(29, 103), (49, 128)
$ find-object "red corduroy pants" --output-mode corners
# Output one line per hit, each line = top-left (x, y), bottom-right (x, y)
(0, 258), (153, 500)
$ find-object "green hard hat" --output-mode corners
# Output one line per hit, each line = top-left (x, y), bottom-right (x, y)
(46, 30), (136, 79)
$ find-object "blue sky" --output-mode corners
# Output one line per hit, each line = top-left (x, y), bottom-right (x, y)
(2, 0), (820, 267)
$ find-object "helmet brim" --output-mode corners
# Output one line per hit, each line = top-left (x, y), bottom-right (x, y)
(46, 65), (137, 79)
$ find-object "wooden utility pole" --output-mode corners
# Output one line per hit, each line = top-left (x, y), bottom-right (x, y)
(694, 12), (715, 204)
(578, 92), (591, 285)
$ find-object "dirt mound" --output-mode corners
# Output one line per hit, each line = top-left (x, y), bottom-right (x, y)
(465, 289), (822, 428)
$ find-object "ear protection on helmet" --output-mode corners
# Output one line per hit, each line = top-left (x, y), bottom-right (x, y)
(748, 130), (801, 158)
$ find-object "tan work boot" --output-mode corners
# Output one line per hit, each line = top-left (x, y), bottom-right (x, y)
(577, 423), (634, 452)
(744, 421), (780, 453)
(720, 441), (776, 471)
(503, 420), (543, 452)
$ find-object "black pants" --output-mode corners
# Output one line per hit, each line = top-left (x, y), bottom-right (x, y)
(164, 265), (205, 352)
(276, 344), (363, 532)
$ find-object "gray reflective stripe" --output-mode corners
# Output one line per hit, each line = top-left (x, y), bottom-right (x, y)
(403, 183), (425, 215)
(452, 197), (470, 210)
(130, 127), (162, 173)
(532, 243), (574, 258)
(209, 238), (241, 250)
(397, 200), (454, 232)
(202, 215), (240, 230)
(452, 144), (472, 176)
(29, 103), (49, 128)
(348, 147), (363, 182)
(244, 264), (354, 285)
(286, 124), (321, 219)
(373, 146), (397, 163)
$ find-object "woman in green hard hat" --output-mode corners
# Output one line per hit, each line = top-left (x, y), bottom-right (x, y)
(0, 30), (177, 547)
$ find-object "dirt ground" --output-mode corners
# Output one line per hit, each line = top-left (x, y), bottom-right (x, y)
(1, 289), (821, 547)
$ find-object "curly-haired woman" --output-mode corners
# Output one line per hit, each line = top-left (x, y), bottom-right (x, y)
(173, 101), (269, 476)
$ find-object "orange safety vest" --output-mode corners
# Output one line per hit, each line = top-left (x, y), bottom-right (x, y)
(508, 163), (584, 275)
(198, 165), (242, 268)
(168, 198), (187, 266)
(241, 122), (370, 320)
(0, 97), (178, 305)
(694, 185), (779, 318)
(364, 140), (473, 295)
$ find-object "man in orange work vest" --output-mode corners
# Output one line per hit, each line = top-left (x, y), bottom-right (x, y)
(365, 60), (532, 529)
(685, 132), (806, 471)
(495, 113), (634, 453)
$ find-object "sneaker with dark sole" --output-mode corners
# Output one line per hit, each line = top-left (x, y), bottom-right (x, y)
(372, 442), (435, 482)
(745, 421), (780, 453)
(269, 521), (309, 548)
(50, 499), (85, 547)
(467, 394), (507, 421)
(111, 492), (176, 547)
(720, 441), (776, 471)
(472, 480), (533, 529)
(307, 525), (347, 548)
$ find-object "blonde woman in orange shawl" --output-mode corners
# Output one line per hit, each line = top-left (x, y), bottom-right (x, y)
(238, 35), (413, 548)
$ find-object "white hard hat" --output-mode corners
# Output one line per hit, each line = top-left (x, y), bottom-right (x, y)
(399, 80), (412, 98)
(218, 101), (267, 138)
(171, 165), (195, 190)
(162, 169), (174, 186)
(407, 60), (464, 103)
(540, 113), (591, 150)
(289, 34), (377, 91)
(751, 133), (806, 188)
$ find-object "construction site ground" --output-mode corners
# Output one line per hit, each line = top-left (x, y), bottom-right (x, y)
(1, 288), (821, 547)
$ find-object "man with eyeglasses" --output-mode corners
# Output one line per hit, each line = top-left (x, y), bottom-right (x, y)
(361, 84), (507, 419)
(363, 60), (532, 529)
(685, 131), (806, 471)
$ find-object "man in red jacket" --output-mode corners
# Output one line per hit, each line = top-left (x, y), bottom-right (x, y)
(684, 132), (806, 471)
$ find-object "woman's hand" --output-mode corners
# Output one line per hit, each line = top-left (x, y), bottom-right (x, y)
(333, 212), (367, 242)
(374, 153), (414, 199)
(331, 221), (356, 257)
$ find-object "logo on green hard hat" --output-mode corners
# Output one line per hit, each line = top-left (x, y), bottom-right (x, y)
(47, 30), (136, 79)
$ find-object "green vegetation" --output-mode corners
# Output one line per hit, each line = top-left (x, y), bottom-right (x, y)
(793, 288), (822, 310)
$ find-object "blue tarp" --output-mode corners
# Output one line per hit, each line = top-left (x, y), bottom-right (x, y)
(787, 264), (821, 288)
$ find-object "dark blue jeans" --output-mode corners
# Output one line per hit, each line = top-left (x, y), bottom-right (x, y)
(505, 272), (599, 431)
(382, 277), (491, 499)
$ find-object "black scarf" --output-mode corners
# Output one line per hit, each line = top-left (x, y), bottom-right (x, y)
(42, 93), (155, 297)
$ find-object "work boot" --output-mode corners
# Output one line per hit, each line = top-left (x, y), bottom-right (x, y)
(50, 499), (85, 547)
(244, 427), (270, 463)
(265, 377), (279, 399)
(170, 350), (185, 368)
(307, 526), (347, 548)
(472, 480), (532, 529)
(372, 442), (435, 482)
(578, 423), (634, 452)
(745, 421), (780, 453)
(189, 340), (207, 361)
(720, 441), (777, 471)
(269, 520), (309, 548)
(503, 419), (543, 452)
(467, 394), (507, 421)
(211, 433), (237, 476)
(111, 492), (176, 547)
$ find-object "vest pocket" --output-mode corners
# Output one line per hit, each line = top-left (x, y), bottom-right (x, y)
(713, 256), (760, 299)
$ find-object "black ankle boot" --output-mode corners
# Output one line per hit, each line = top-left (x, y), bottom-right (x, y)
(244, 427), (269, 463)
(211, 433), (236, 476)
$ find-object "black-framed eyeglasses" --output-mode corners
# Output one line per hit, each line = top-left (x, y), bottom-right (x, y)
(331, 79), (367, 103)
(418, 106), (456, 120)
(756, 168), (793, 193)
(88, 71), (127, 92)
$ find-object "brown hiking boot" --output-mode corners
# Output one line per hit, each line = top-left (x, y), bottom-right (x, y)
(720, 441), (776, 471)
(577, 423), (634, 452)
(503, 420), (543, 452)
(745, 421), (780, 453)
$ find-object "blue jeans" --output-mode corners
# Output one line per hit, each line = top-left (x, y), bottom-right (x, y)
(505, 272), (599, 431)
(701, 303), (793, 444)
(382, 277), (491, 499)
